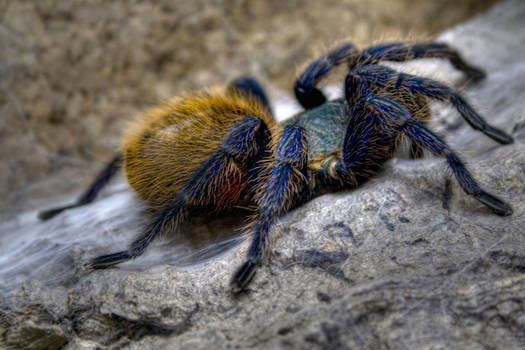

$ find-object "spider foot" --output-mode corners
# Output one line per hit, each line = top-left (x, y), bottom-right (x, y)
(38, 204), (76, 220)
(464, 67), (486, 85)
(475, 191), (513, 216)
(38, 207), (66, 221)
(85, 250), (133, 269)
(231, 259), (258, 293)
(483, 126), (514, 145)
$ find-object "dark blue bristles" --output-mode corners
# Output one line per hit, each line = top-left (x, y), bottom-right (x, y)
(232, 125), (308, 292)
(352, 65), (513, 145)
(359, 42), (486, 83)
(403, 119), (513, 216)
(295, 42), (358, 109)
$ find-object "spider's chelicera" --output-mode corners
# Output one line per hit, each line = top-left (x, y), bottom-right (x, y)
(39, 41), (513, 292)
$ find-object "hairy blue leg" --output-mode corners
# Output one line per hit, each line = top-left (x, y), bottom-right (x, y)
(328, 75), (402, 186)
(232, 125), (309, 292)
(87, 116), (272, 269)
(38, 154), (122, 220)
(344, 76), (513, 216)
(228, 76), (273, 116)
(403, 119), (512, 216)
(359, 42), (485, 82)
(352, 65), (514, 144)
(295, 42), (358, 109)
(336, 104), (376, 181)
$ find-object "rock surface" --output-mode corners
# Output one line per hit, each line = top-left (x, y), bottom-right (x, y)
(2, 0), (525, 349)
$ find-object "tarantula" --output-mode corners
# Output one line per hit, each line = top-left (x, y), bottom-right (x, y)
(39, 41), (513, 292)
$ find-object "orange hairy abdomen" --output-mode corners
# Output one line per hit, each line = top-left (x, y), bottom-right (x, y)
(121, 89), (274, 207)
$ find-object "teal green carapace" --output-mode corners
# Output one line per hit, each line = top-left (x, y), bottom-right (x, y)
(286, 99), (347, 161)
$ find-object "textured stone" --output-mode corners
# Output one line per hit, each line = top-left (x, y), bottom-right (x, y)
(1, 0), (525, 349)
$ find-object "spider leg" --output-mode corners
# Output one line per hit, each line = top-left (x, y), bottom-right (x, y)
(38, 154), (122, 220)
(232, 125), (309, 292)
(352, 65), (514, 145)
(359, 42), (485, 83)
(343, 74), (512, 216)
(295, 42), (358, 109)
(334, 76), (404, 184)
(336, 102), (377, 182)
(87, 116), (272, 269)
(228, 76), (273, 116)
(404, 119), (513, 216)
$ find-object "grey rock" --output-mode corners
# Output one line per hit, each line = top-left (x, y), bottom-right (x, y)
(1, 0), (525, 349)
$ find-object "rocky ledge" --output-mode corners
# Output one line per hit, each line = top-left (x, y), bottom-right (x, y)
(1, 1), (525, 349)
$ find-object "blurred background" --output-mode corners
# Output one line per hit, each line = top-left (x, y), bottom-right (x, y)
(0, 0), (499, 216)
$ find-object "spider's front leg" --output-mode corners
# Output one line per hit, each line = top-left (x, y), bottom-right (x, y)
(343, 73), (512, 216)
(359, 42), (486, 83)
(352, 64), (514, 145)
(87, 116), (272, 269)
(294, 42), (358, 109)
(232, 125), (309, 292)
(403, 118), (512, 216)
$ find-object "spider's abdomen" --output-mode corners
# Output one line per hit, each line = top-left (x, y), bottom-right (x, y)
(122, 89), (274, 207)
